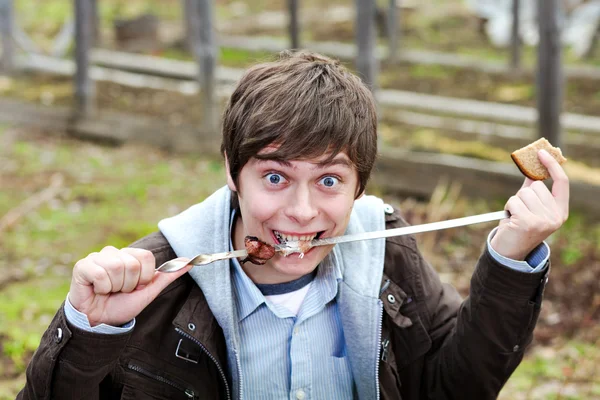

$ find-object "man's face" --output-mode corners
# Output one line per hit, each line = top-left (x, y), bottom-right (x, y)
(227, 150), (360, 284)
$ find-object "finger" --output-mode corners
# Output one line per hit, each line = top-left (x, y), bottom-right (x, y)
(74, 258), (112, 295)
(520, 177), (535, 189)
(122, 248), (156, 286)
(94, 246), (125, 292)
(538, 149), (570, 216)
(504, 194), (531, 223)
(529, 181), (559, 214)
(497, 218), (510, 227)
(517, 187), (549, 217)
(119, 251), (142, 293)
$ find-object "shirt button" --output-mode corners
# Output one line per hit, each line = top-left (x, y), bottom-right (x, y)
(296, 389), (306, 400)
(293, 327), (299, 335)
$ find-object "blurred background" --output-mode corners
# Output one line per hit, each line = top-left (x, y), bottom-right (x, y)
(1, 0), (599, 398)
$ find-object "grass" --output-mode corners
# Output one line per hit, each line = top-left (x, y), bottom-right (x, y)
(0, 277), (71, 370)
(0, 126), (227, 396)
(4, 0), (600, 395)
(500, 340), (600, 399)
(1, 124), (599, 398)
(159, 46), (275, 68)
(14, 0), (600, 72)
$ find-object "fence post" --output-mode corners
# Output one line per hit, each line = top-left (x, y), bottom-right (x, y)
(536, 0), (562, 147)
(355, 0), (378, 90)
(510, 0), (521, 72)
(195, 0), (218, 135)
(0, 0), (14, 73)
(387, 0), (399, 63)
(74, 0), (95, 117)
(90, 0), (100, 46)
(288, 0), (300, 49)
(181, 0), (196, 52)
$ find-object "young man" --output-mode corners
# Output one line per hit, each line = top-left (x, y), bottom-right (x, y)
(19, 51), (569, 400)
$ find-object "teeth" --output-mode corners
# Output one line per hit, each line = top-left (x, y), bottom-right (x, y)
(273, 231), (316, 244)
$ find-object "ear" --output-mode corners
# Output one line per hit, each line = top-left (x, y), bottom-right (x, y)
(224, 153), (237, 192)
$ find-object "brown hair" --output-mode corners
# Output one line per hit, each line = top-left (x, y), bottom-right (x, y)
(221, 50), (378, 197)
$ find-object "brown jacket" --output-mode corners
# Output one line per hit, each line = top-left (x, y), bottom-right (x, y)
(18, 209), (548, 400)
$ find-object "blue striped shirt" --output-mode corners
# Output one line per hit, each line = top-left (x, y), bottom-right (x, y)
(230, 254), (355, 399)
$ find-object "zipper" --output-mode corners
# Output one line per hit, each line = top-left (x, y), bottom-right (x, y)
(176, 327), (232, 400)
(127, 363), (196, 399)
(235, 349), (244, 400)
(380, 337), (390, 363)
(375, 300), (384, 400)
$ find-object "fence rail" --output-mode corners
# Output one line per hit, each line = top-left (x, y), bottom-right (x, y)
(0, 0), (572, 143)
(2, 95), (599, 218)
(2, 0), (594, 211)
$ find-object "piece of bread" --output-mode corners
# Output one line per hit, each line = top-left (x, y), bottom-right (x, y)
(511, 137), (567, 180)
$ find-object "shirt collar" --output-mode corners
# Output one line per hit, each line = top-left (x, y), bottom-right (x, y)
(231, 256), (266, 321)
(229, 209), (265, 321)
(309, 252), (341, 309)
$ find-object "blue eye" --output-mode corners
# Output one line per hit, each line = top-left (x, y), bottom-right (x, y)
(266, 173), (284, 185)
(321, 176), (339, 187)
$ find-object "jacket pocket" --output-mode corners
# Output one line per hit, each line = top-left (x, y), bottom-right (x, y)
(122, 362), (198, 400)
(380, 275), (432, 369)
(389, 314), (432, 370)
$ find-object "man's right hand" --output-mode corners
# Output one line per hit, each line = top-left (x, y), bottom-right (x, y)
(69, 246), (192, 327)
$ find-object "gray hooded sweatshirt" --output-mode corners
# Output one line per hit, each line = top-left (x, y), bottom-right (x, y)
(159, 186), (387, 399)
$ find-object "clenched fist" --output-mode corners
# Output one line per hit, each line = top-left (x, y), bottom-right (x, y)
(69, 246), (192, 327)
(491, 149), (570, 261)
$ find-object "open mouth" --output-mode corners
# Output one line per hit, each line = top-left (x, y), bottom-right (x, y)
(272, 230), (324, 245)
(272, 230), (325, 258)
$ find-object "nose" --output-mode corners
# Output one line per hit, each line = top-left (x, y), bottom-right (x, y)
(284, 185), (318, 224)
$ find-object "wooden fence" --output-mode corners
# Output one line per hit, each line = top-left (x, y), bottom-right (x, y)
(0, 0), (564, 142)
(1, 0), (593, 215)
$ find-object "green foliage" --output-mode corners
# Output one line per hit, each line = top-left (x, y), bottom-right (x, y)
(553, 212), (597, 267)
(0, 277), (70, 371)
(500, 341), (600, 399)
(409, 129), (510, 161)
(0, 130), (227, 381)
(159, 46), (275, 70)
(561, 247), (584, 266)
(219, 47), (274, 68)
(409, 64), (450, 80)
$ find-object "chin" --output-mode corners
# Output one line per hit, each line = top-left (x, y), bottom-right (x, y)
(272, 248), (326, 275)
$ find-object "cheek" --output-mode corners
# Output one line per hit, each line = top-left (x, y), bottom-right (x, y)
(240, 191), (283, 227)
(325, 196), (355, 230)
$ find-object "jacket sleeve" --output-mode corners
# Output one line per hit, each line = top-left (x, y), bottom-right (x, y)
(421, 248), (549, 399)
(17, 304), (132, 400)
(17, 232), (174, 399)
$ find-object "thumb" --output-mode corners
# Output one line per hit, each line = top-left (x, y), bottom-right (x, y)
(140, 262), (193, 301)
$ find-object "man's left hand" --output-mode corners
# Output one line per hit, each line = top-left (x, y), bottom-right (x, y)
(491, 149), (570, 261)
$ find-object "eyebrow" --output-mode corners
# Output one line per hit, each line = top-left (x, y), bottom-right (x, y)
(315, 157), (353, 169)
